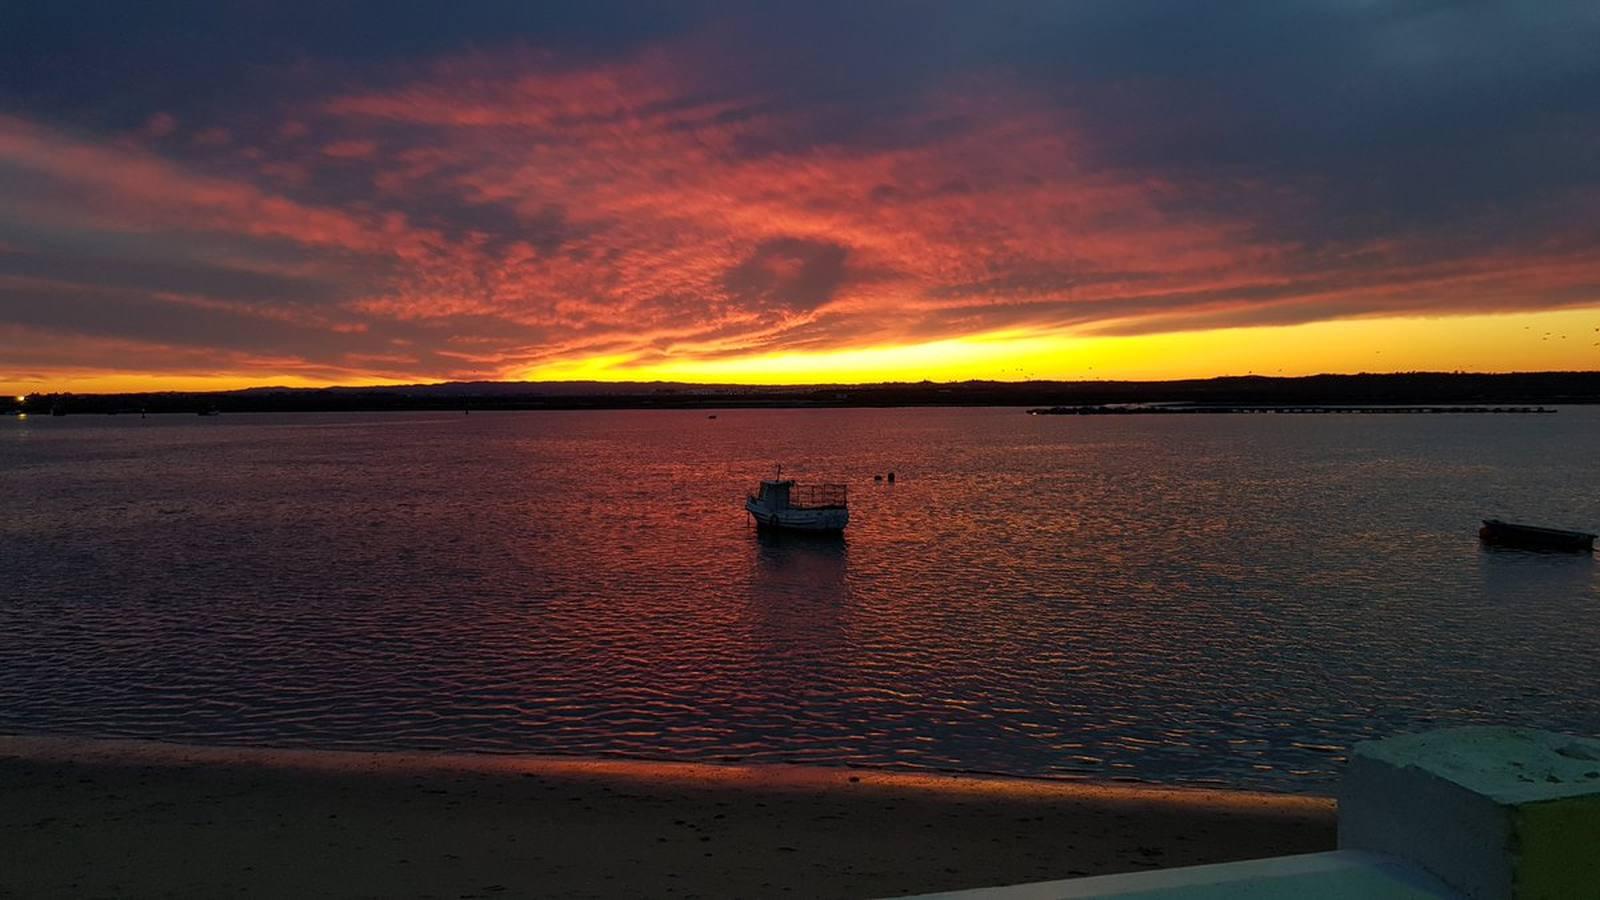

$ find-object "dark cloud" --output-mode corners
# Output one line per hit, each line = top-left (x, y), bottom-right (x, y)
(722, 238), (851, 313)
(0, 247), (344, 307)
(0, 1), (701, 124)
(0, 278), (341, 353)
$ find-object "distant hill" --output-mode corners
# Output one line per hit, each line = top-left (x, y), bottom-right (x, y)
(13, 371), (1600, 415)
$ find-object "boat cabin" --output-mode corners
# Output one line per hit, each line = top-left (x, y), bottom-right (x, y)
(750, 479), (847, 510)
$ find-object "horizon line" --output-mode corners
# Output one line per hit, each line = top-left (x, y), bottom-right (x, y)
(12, 368), (1600, 399)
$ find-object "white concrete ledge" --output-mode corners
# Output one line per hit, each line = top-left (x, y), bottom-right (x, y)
(895, 850), (1458, 899)
(897, 726), (1600, 900)
(1340, 727), (1600, 899)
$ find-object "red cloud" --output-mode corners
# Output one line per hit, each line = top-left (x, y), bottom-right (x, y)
(321, 139), (378, 159)
(3, 38), (1598, 387)
(0, 115), (402, 256)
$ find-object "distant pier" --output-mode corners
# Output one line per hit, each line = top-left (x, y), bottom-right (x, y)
(1028, 404), (1557, 416)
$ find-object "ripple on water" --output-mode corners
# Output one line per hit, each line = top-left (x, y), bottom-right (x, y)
(2, 408), (1598, 792)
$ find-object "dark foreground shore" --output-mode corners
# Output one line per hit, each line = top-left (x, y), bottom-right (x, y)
(0, 736), (1334, 899)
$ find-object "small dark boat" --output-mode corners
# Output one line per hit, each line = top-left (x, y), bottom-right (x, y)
(1479, 519), (1596, 552)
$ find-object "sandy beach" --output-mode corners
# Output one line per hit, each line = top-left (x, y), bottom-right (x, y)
(0, 735), (1333, 899)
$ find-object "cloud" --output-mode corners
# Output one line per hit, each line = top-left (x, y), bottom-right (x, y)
(321, 139), (377, 159)
(0, 3), (1597, 386)
(722, 238), (852, 313)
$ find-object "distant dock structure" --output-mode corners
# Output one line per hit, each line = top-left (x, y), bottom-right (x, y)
(1028, 404), (1557, 416)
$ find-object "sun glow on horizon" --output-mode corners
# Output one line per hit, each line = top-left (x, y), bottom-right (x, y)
(0, 372), (414, 396)
(4, 308), (1598, 395)
(519, 308), (1600, 386)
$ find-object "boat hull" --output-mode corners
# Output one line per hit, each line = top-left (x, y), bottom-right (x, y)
(745, 499), (849, 532)
(1479, 519), (1595, 552)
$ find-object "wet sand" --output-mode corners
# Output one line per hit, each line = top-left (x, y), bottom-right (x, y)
(0, 736), (1334, 899)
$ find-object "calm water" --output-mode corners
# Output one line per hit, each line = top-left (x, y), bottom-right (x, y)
(3, 407), (1598, 792)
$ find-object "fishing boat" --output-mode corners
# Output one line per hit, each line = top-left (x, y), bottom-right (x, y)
(746, 471), (849, 532)
(1479, 519), (1596, 552)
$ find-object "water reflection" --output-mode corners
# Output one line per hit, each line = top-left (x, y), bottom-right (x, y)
(748, 527), (850, 607)
(1476, 543), (1596, 602)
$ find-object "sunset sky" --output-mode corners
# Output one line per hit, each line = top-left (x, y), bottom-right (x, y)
(3, 2), (1600, 393)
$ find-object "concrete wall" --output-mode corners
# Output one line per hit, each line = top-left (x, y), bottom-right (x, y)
(900, 727), (1600, 900)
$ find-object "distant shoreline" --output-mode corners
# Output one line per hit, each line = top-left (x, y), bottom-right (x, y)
(0, 734), (1334, 898)
(1028, 403), (1560, 415)
(10, 371), (1600, 415)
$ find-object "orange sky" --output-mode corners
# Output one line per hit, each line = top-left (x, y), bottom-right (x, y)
(2, 7), (1598, 393)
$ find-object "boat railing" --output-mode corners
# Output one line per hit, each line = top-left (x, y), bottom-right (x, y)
(787, 483), (847, 509)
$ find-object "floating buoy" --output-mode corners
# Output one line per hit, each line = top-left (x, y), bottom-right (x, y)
(873, 474), (883, 482)
(887, 471), (895, 483)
